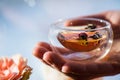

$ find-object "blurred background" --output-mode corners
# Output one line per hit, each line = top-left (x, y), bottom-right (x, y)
(0, 0), (120, 80)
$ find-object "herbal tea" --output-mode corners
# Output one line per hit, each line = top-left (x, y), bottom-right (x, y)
(49, 18), (113, 61)
(57, 31), (103, 52)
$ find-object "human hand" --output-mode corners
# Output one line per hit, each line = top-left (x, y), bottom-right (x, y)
(33, 42), (120, 80)
(65, 10), (120, 40)
(33, 10), (120, 80)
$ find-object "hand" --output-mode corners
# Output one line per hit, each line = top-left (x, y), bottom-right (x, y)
(33, 42), (120, 80)
(65, 10), (120, 40)
(33, 10), (120, 80)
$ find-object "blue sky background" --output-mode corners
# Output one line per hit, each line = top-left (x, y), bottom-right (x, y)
(0, 0), (120, 80)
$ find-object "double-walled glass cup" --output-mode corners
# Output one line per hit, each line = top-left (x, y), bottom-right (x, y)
(49, 18), (113, 61)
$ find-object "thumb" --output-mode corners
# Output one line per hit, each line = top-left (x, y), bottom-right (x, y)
(65, 12), (107, 26)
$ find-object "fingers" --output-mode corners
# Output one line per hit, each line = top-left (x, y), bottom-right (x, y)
(33, 42), (51, 59)
(36, 42), (71, 54)
(43, 51), (66, 70)
(90, 62), (120, 77)
(37, 42), (52, 51)
(62, 62), (87, 75)
(33, 46), (48, 59)
(111, 62), (120, 74)
(33, 42), (120, 79)
(65, 12), (107, 26)
(94, 62), (114, 76)
(62, 61), (120, 78)
(81, 11), (107, 19)
(55, 47), (73, 54)
(33, 42), (52, 66)
(33, 42), (66, 70)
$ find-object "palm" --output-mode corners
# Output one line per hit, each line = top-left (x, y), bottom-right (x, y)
(33, 40), (120, 80)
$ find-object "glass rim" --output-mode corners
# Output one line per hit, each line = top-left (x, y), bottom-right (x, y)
(52, 18), (111, 31)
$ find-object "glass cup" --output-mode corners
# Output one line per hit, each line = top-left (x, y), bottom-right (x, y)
(48, 18), (113, 61)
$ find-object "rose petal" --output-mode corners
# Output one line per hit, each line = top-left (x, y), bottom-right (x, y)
(2, 57), (9, 70)
(18, 57), (27, 71)
(10, 64), (19, 74)
(9, 72), (18, 80)
(7, 58), (14, 67)
(12, 54), (27, 71)
(3, 69), (10, 77)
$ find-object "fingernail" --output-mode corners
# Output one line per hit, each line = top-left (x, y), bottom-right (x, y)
(62, 65), (69, 73)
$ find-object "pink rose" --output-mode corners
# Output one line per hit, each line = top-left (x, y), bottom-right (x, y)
(0, 54), (32, 80)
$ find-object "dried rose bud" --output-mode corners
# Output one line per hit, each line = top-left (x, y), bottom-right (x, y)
(88, 24), (96, 29)
(85, 24), (96, 30)
(90, 32), (102, 39)
(78, 33), (88, 40)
